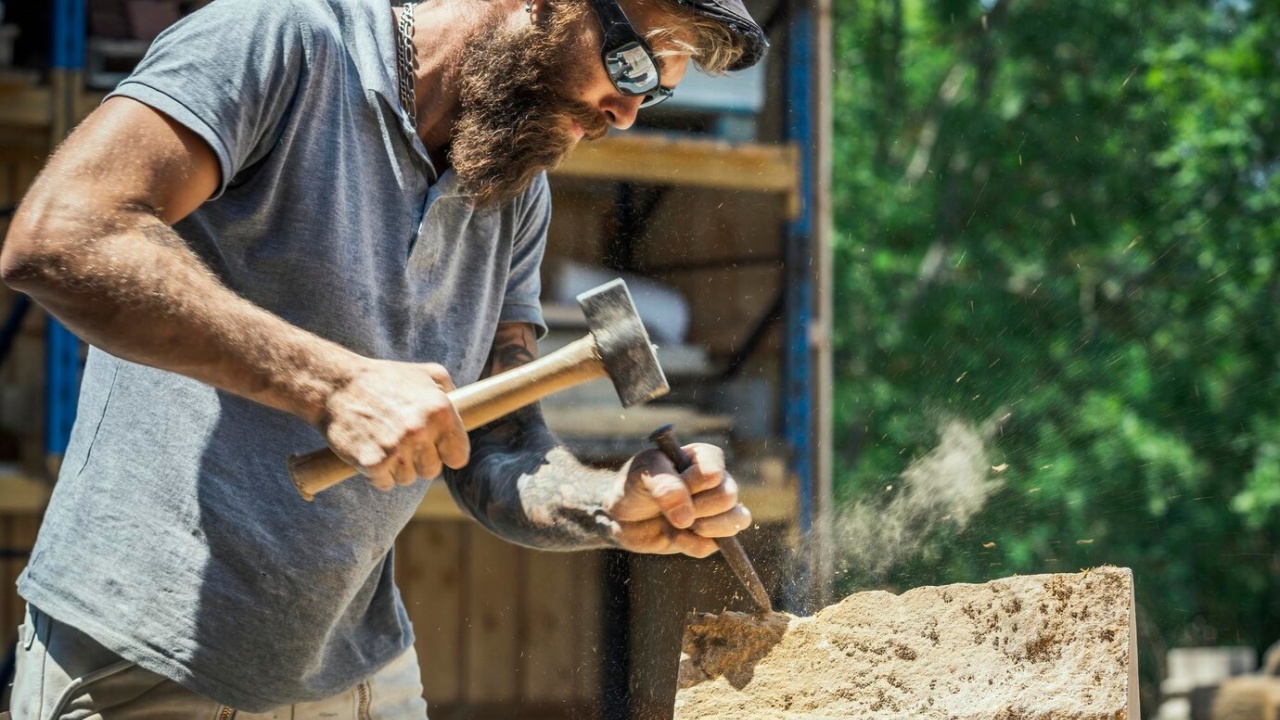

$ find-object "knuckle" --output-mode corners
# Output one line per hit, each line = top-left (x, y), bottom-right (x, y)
(425, 401), (458, 426)
(652, 483), (689, 508)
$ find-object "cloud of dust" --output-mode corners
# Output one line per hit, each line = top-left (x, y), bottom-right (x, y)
(829, 418), (1003, 583)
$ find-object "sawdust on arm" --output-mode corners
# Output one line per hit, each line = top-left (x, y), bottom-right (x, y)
(442, 322), (624, 550)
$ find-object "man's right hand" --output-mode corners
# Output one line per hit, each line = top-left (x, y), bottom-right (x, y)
(319, 360), (470, 491)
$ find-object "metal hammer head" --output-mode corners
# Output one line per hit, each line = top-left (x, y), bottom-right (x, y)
(576, 279), (670, 407)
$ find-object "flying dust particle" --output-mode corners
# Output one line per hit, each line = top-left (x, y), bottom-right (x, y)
(826, 419), (1003, 582)
(983, 541), (997, 548)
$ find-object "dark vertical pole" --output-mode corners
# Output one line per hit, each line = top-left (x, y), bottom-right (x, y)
(782, 0), (817, 614)
(600, 550), (631, 720)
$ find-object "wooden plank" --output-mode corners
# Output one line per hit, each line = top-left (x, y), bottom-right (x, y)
(0, 87), (52, 129)
(554, 135), (799, 201)
(574, 551), (604, 710)
(463, 524), (522, 703)
(413, 481), (467, 520)
(545, 186), (612, 265)
(669, 265), (785, 355)
(396, 521), (463, 704)
(0, 514), (39, 649)
(636, 187), (787, 268)
(0, 474), (51, 514)
(521, 549), (579, 704)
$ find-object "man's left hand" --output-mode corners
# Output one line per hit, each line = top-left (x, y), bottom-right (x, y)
(604, 443), (752, 557)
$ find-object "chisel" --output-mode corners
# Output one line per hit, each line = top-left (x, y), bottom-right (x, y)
(649, 424), (773, 614)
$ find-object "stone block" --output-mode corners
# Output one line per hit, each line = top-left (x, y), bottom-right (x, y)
(675, 567), (1138, 719)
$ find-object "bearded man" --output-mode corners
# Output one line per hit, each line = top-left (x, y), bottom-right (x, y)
(0, 0), (766, 715)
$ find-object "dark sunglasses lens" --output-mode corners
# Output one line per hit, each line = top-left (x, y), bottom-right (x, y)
(604, 41), (660, 95)
(639, 88), (673, 108)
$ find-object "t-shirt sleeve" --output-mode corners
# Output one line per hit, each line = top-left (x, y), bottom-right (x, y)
(106, 0), (311, 198)
(501, 173), (550, 339)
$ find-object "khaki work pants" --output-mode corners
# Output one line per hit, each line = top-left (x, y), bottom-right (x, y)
(5, 605), (429, 720)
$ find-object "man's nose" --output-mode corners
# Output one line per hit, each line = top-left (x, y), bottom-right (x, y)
(600, 94), (643, 130)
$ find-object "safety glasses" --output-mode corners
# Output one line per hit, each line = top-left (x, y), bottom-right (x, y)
(589, 0), (674, 108)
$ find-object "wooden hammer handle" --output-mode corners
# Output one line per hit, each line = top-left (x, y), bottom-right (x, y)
(288, 335), (606, 500)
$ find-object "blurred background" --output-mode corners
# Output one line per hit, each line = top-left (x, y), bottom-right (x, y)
(0, 0), (1277, 718)
(826, 1), (1280, 717)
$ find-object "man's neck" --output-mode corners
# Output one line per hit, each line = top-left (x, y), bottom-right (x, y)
(394, 1), (504, 168)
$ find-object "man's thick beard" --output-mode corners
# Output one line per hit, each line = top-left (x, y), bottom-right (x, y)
(451, 9), (608, 209)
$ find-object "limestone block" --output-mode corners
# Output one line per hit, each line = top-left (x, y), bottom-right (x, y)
(675, 567), (1139, 719)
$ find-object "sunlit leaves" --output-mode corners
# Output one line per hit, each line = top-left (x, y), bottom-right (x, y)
(829, 0), (1280, 702)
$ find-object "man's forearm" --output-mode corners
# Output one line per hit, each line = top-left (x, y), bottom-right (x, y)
(444, 405), (622, 550)
(4, 208), (356, 424)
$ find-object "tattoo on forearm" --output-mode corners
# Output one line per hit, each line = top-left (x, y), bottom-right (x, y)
(444, 323), (620, 550)
(480, 323), (537, 378)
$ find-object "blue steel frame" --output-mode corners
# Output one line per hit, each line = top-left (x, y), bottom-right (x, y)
(783, 0), (816, 612)
(46, 0), (87, 460)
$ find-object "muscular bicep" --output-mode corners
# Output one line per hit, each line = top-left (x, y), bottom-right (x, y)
(480, 322), (540, 378)
(22, 97), (219, 230)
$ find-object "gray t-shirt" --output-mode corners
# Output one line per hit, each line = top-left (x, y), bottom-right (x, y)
(17, 0), (548, 710)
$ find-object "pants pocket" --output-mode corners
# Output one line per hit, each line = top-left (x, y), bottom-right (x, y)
(45, 659), (141, 719)
(10, 605), (164, 720)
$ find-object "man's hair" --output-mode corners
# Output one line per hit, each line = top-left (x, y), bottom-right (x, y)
(639, 0), (748, 75)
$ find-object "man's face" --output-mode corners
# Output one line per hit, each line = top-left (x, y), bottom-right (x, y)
(450, 0), (691, 209)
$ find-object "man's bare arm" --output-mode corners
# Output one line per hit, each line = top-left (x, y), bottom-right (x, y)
(1, 98), (468, 486)
(2, 99), (364, 422)
(443, 323), (752, 554)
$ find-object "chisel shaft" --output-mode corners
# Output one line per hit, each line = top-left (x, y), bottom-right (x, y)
(649, 424), (773, 614)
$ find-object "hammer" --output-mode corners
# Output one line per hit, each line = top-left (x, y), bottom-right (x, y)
(288, 279), (669, 500)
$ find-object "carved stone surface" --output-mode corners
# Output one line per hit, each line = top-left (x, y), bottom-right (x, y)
(675, 567), (1139, 719)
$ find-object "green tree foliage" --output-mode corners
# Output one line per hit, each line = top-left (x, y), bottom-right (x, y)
(830, 0), (1280, 709)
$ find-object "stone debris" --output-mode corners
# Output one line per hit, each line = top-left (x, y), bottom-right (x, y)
(675, 566), (1138, 719)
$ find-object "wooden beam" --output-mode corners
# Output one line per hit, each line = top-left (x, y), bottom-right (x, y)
(0, 87), (53, 129)
(553, 135), (800, 210)
(0, 473), (51, 514)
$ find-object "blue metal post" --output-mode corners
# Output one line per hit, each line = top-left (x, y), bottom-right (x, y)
(46, 0), (87, 462)
(45, 321), (81, 458)
(783, 0), (816, 612)
(52, 0), (86, 72)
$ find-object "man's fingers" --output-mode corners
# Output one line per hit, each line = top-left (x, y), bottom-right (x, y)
(423, 363), (456, 392)
(616, 518), (719, 557)
(431, 408), (470, 469)
(644, 469), (696, 529)
(681, 443), (726, 494)
(690, 476), (740, 518)
(690, 504), (753, 538)
(363, 459), (397, 492)
(411, 431), (443, 481)
(671, 531), (720, 558)
(391, 454), (417, 486)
